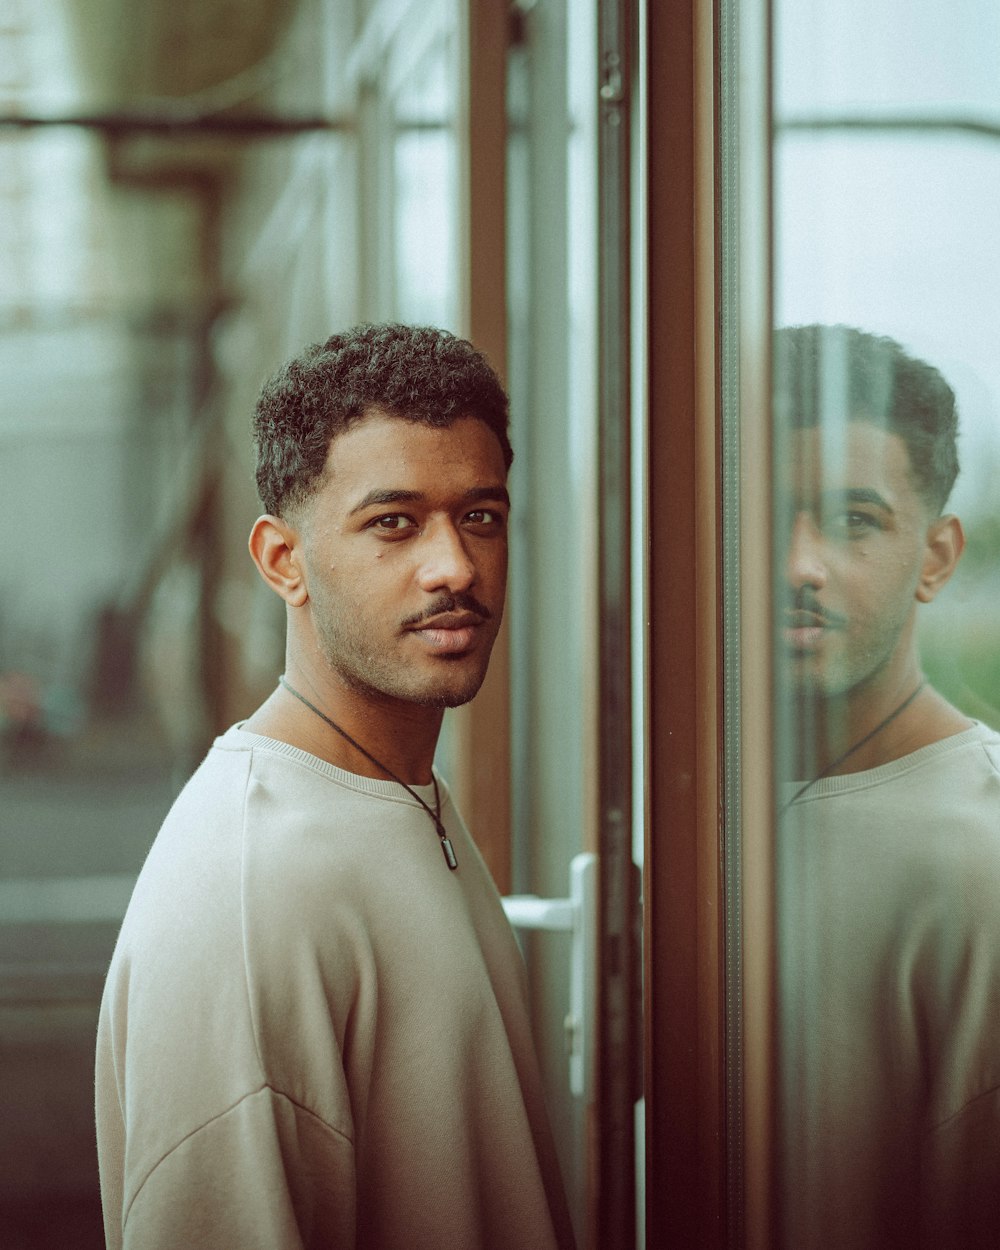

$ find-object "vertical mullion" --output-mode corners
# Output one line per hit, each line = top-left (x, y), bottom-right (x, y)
(718, 0), (746, 1237)
(734, 0), (776, 1243)
(645, 0), (727, 1244)
(596, 0), (638, 1247)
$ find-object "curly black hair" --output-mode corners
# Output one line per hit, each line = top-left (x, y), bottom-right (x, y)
(773, 324), (959, 513)
(252, 323), (512, 516)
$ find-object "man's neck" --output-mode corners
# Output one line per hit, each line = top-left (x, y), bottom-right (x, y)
(244, 667), (444, 786)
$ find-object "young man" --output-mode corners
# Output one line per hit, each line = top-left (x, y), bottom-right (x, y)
(96, 324), (576, 1250)
(775, 325), (1000, 1249)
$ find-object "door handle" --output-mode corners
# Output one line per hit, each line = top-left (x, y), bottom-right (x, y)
(502, 852), (597, 1102)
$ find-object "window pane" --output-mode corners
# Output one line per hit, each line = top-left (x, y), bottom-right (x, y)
(773, 2), (1000, 1244)
(391, 24), (457, 328)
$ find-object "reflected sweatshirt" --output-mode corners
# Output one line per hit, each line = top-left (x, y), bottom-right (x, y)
(779, 722), (1000, 1249)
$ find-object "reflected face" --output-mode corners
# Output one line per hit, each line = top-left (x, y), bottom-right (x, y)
(780, 421), (932, 699)
(297, 413), (509, 709)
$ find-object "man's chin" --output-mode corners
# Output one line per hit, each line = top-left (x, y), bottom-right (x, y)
(783, 648), (844, 695)
(410, 648), (494, 708)
(410, 673), (489, 709)
(786, 666), (856, 702)
(350, 658), (490, 709)
(329, 644), (493, 708)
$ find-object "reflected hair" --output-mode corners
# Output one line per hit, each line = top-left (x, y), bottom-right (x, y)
(773, 324), (960, 513)
(252, 323), (512, 517)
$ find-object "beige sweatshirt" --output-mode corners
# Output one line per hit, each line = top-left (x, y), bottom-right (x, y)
(778, 722), (1000, 1249)
(96, 726), (575, 1250)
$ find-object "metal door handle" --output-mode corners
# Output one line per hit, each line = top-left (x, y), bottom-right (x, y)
(502, 852), (597, 1101)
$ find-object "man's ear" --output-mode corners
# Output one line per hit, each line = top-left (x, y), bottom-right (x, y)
(249, 515), (309, 607)
(916, 514), (965, 604)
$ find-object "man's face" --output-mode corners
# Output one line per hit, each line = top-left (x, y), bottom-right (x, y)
(780, 420), (934, 701)
(296, 412), (509, 709)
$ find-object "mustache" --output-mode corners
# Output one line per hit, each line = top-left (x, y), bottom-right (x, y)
(786, 588), (848, 630)
(401, 593), (494, 628)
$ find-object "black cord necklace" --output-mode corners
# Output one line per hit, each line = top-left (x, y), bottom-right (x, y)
(278, 675), (458, 870)
(782, 679), (927, 812)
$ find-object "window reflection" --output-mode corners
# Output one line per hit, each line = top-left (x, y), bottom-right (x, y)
(772, 1), (1000, 1244)
(775, 326), (1000, 1246)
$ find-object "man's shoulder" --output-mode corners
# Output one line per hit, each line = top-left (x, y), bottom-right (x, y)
(159, 724), (385, 839)
(822, 721), (1000, 800)
(145, 726), (475, 920)
(969, 719), (1000, 769)
(909, 719), (1000, 794)
(113, 728), (343, 959)
(786, 722), (1000, 853)
(103, 727), (383, 1060)
(130, 728), (502, 961)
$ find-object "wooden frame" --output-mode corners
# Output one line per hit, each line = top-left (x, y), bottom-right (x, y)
(644, 0), (727, 1243)
(644, 0), (776, 1243)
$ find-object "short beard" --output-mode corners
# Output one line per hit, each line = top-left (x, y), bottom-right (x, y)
(315, 622), (491, 710)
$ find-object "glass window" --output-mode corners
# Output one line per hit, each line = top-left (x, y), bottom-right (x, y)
(391, 15), (457, 328)
(772, 2), (1000, 1244)
(506, 1), (599, 1240)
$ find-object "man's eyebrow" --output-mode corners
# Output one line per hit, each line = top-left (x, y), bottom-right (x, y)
(822, 487), (895, 514)
(349, 488), (423, 515)
(464, 485), (511, 508)
(348, 484), (511, 515)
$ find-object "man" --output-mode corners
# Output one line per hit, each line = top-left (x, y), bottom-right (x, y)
(775, 324), (1000, 1249)
(96, 323), (575, 1250)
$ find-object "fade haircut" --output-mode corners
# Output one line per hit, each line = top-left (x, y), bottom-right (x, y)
(773, 324), (960, 514)
(253, 323), (512, 517)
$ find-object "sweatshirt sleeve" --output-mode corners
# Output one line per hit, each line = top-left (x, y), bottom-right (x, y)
(119, 1087), (357, 1250)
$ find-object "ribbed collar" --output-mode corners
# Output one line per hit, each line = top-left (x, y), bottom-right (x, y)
(214, 723), (449, 811)
(783, 721), (997, 805)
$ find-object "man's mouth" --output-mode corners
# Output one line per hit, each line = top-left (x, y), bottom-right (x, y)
(407, 611), (484, 654)
(782, 609), (839, 652)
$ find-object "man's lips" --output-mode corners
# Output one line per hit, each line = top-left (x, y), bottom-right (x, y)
(782, 609), (841, 652)
(407, 611), (484, 654)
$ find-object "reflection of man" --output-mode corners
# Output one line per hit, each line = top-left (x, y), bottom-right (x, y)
(96, 324), (575, 1249)
(775, 325), (1000, 1249)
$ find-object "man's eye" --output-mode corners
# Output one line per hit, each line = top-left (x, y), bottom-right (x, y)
(465, 509), (504, 526)
(826, 510), (878, 535)
(371, 514), (416, 531)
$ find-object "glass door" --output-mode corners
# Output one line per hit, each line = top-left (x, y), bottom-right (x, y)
(505, 0), (647, 1246)
(771, 1), (1000, 1245)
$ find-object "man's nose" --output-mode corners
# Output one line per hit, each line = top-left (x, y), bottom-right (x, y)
(416, 521), (477, 594)
(784, 513), (828, 590)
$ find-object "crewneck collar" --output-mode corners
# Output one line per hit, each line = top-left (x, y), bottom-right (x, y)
(783, 721), (994, 803)
(216, 722), (447, 808)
